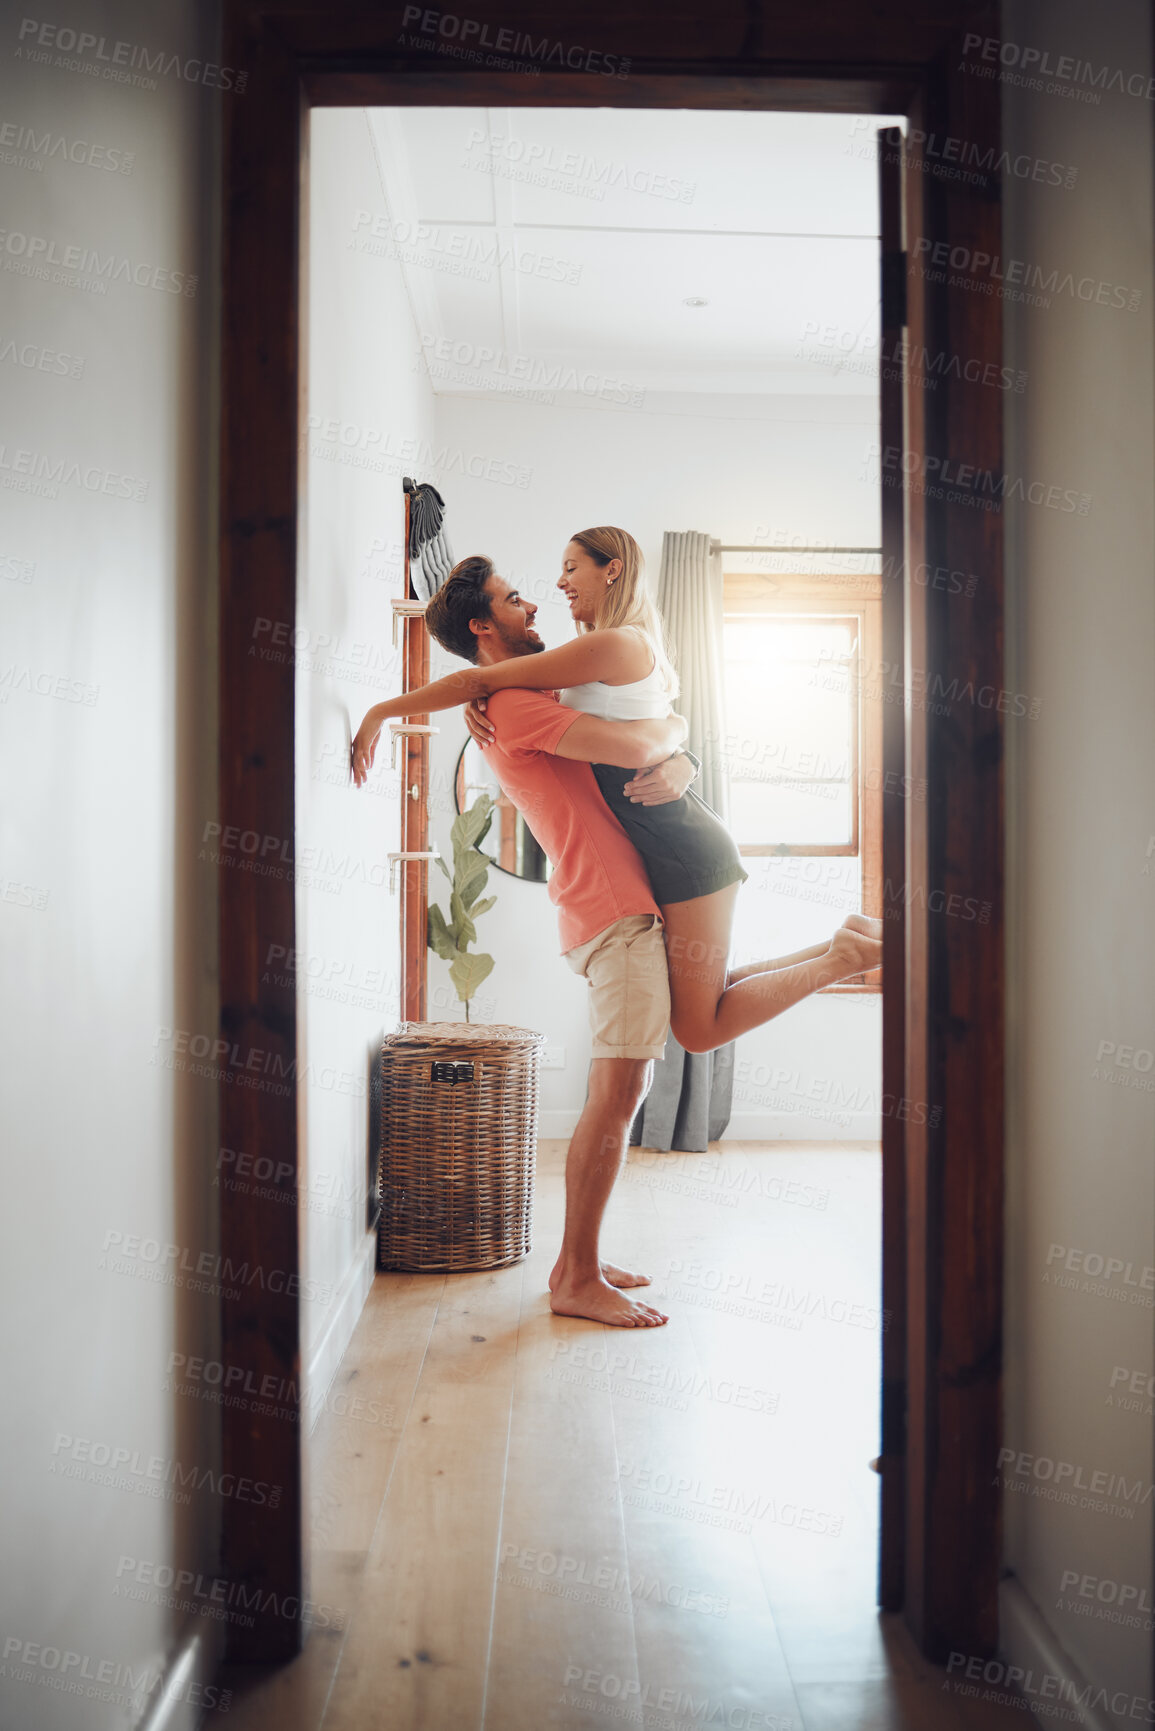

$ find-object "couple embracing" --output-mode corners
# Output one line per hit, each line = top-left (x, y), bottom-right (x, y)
(353, 527), (881, 1328)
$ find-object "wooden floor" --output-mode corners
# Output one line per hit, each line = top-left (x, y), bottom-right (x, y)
(217, 1141), (1031, 1731)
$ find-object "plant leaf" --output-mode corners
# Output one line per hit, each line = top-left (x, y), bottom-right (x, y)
(427, 903), (459, 963)
(458, 851), (491, 908)
(458, 844), (490, 883)
(452, 793), (495, 857)
(464, 792), (496, 847)
(468, 895), (497, 920)
(449, 890), (476, 949)
(450, 950), (495, 1002)
(434, 853), (451, 881)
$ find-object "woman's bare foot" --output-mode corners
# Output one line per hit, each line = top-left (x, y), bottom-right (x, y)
(841, 913), (883, 940)
(824, 926), (883, 982)
(550, 1275), (669, 1327)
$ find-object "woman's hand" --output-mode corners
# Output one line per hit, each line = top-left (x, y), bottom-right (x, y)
(623, 753), (696, 805)
(464, 696), (496, 749)
(351, 711), (383, 787)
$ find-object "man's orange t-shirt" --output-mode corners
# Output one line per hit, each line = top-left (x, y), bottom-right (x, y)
(482, 688), (659, 953)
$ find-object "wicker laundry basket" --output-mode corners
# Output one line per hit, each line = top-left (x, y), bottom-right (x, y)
(377, 1022), (545, 1272)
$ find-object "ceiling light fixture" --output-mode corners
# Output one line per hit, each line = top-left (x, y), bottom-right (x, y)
(683, 297), (709, 307)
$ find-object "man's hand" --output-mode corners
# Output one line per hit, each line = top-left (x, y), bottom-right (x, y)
(464, 696), (495, 749)
(351, 711), (383, 787)
(622, 754), (696, 805)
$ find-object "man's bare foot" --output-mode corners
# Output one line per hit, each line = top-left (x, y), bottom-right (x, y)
(824, 926), (883, 983)
(550, 1276), (669, 1327)
(842, 913), (883, 941)
(549, 1259), (651, 1292)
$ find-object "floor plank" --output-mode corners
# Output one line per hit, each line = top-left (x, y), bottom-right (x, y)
(218, 1272), (446, 1730)
(605, 1157), (804, 1730)
(321, 1264), (525, 1731)
(483, 1159), (642, 1730)
(213, 1142), (1035, 1731)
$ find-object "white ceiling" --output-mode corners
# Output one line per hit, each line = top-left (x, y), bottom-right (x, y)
(365, 107), (905, 403)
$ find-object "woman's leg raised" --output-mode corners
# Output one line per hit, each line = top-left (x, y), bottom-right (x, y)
(661, 890), (882, 1054)
(726, 939), (830, 986)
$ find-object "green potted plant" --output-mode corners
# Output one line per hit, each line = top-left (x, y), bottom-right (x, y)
(427, 793), (497, 1022)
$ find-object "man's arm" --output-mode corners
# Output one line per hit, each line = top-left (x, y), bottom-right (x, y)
(552, 710), (689, 768)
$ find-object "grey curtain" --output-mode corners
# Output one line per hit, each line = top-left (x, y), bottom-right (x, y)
(631, 530), (736, 1154)
(633, 1033), (734, 1152)
(657, 530), (728, 820)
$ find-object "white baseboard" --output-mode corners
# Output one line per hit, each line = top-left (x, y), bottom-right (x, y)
(538, 1109), (880, 1143)
(305, 1229), (377, 1433)
(722, 1110), (880, 1142)
(998, 1574), (1116, 1731)
(134, 1626), (227, 1731)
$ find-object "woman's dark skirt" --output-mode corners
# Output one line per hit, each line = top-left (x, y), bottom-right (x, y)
(591, 764), (748, 906)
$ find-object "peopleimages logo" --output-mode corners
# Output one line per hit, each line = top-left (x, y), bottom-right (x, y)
(0, 444), (146, 501)
(865, 441), (1092, 516)
(1058, 1567), (1154, 1612)
(946, 1650), (1155, 1723)
(994, 1446), (1153, 1521)
(961, 31), (1155, 103)
(350, 209), (581, 290)
(463, 128), (695, 202)
(910, 237), (1140, 311)
(99, 1226), (336, 1306)
(417, 333), (645, 405)
(0, 337), (84, 377)
(114, 1555), (345, 1633)
(304, 401), (537, 485)
(0, 227), (196, 295)
(0, 121), (135, 174)
(560, 1665), (792, 1728)
(2, 1635), (230, 1715)
(50, 1431), (281, 1508)
(846, 116), (1078, 189)
(15, 18), (248, 92)
(399, 6), (631, 78)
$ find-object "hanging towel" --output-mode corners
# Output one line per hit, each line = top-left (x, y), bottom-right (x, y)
(404, 479), (455, 602)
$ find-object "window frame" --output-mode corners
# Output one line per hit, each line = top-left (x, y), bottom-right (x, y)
(722, 571), (882, 991)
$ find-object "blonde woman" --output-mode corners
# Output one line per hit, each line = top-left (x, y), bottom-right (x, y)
(353, 528), (881, 1051)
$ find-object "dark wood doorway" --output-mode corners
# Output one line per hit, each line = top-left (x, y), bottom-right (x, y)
(219, 0), (1003, 1668)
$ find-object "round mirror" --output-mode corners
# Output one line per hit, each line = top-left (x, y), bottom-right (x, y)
(454, 740), (551, 882)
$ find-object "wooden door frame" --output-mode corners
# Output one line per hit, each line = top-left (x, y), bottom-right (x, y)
(400, 483), (431, 1022)
(219, 0), (1003, 1665)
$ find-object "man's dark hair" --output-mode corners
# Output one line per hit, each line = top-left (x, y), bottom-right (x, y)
(424, 555), (496, 664)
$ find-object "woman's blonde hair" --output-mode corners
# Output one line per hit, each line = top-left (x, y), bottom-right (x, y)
(569, 526), (679, 700)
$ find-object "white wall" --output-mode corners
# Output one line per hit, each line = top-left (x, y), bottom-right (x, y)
(6, 28), (1144, 1723)
(298, 109), (440, 1406)
(0, 2), (224, 1725)
(425, 389), (882, 1137)
(1001, 1), (1155, 1720)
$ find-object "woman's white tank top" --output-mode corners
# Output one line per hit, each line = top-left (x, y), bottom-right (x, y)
(560, 631), (670, 720)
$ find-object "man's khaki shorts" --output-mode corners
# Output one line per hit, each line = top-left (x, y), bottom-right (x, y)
(564, 913), (670, 1061)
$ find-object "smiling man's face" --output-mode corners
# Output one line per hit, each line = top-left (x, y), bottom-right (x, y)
(472, 574), (546, 661)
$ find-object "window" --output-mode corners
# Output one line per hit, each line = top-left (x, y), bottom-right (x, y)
(723, 611), (861, 854)
(721, 573), (882, 990)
